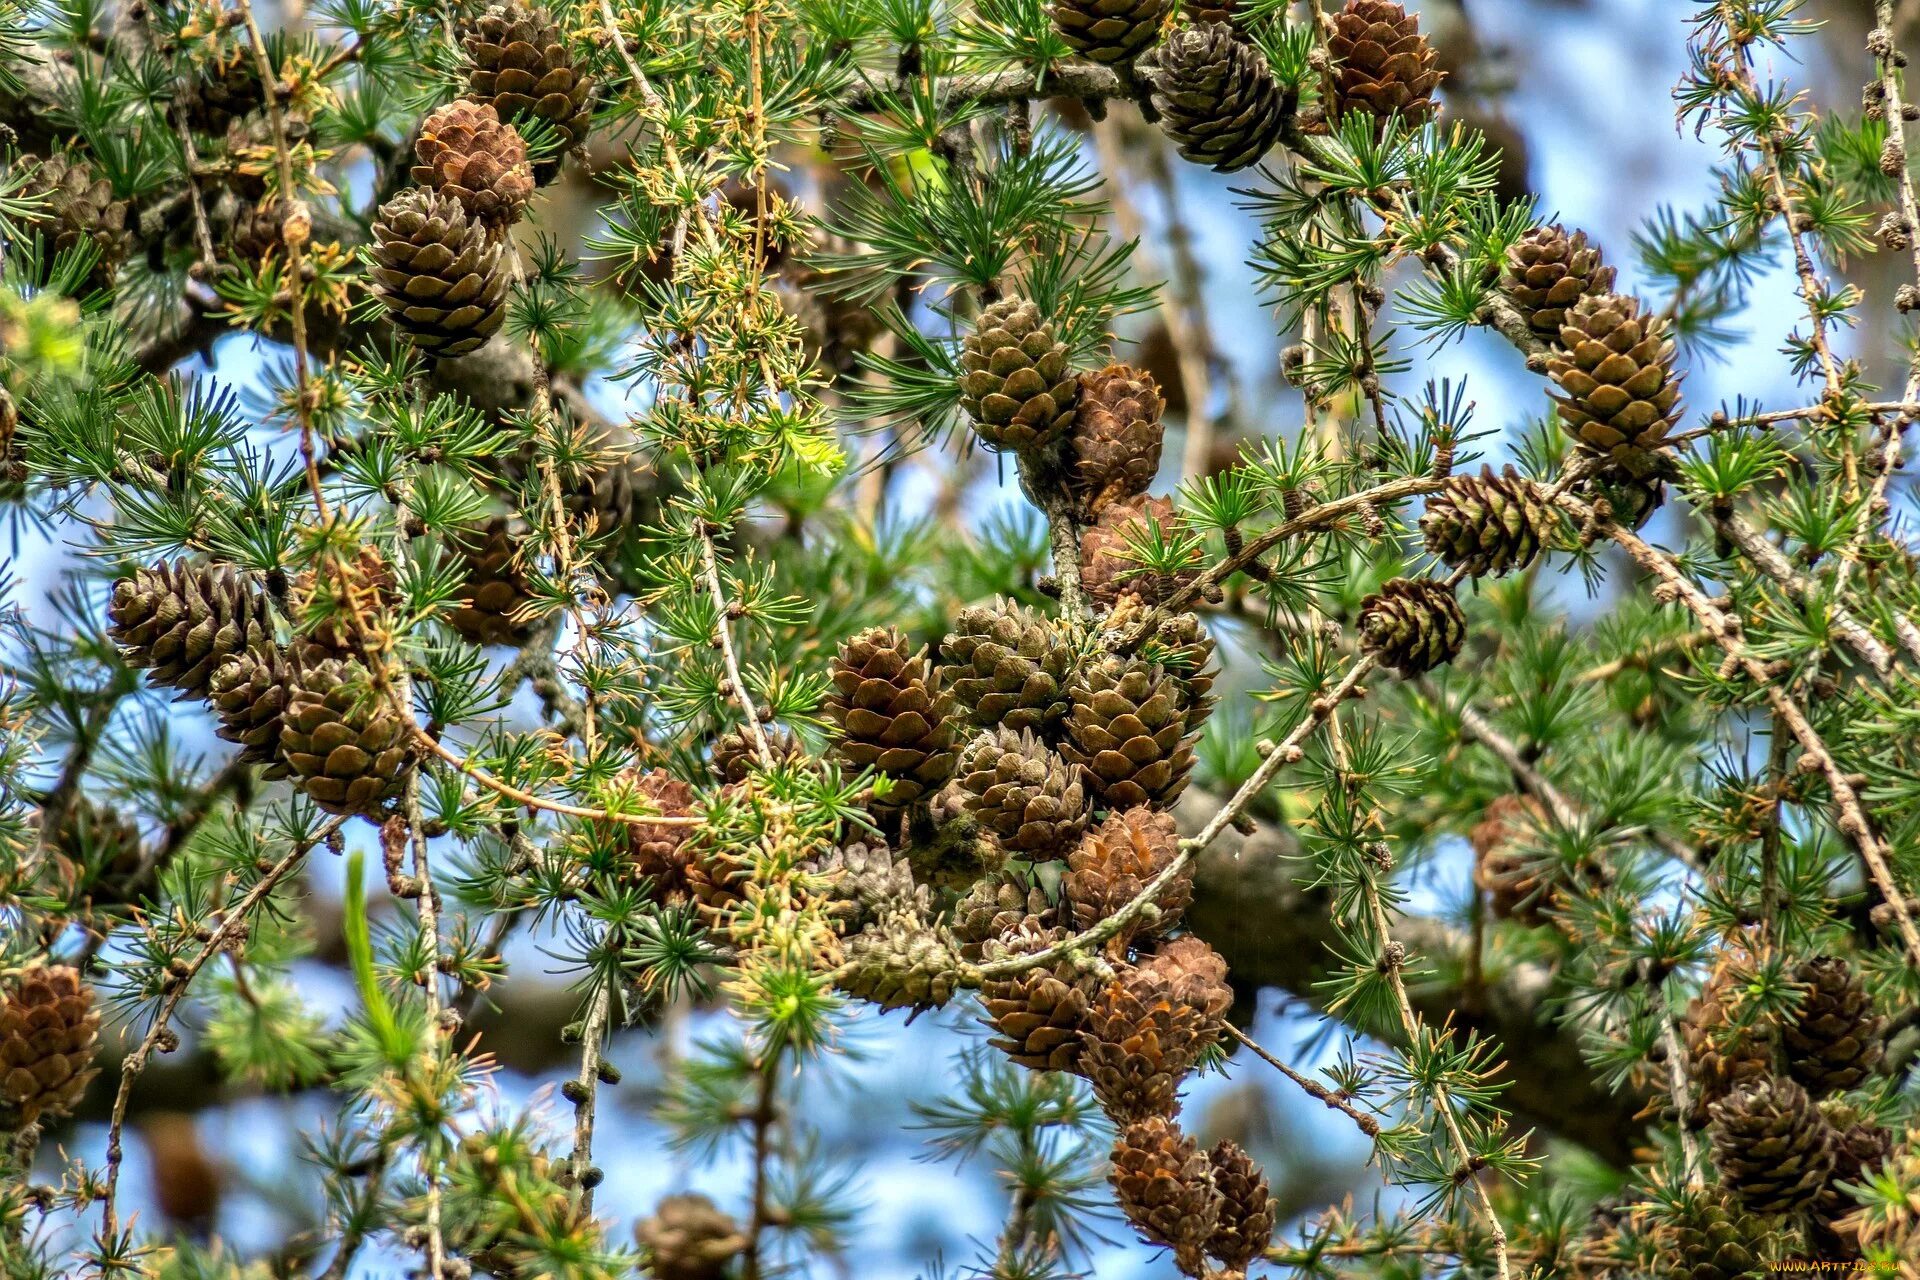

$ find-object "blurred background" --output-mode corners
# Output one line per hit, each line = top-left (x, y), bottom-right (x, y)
(15, 0), (1918, 1274)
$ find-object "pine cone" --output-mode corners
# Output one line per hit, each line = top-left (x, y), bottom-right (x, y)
(1504, 224), (1616, 339)
(814, 836), (924, 931)
(616, 768), (698, 901)
(1682, 962), (1775, 1117)
(1080, 496), (1200, 610)
(1064, 807), (1190, 951)
(979, 920), (1099, 1072)
(838, 911), (961, 1012)
(279, 658), (414, 817)
(1784, 956), (1884, 1096)
(1207, 1140), (1275, 1270)
(708, 723), (806, 783)
(108, 560), (275, 697)
(956, 728), (1091, 858)
(1709, 1077), (1837, 1216)
(952, 871), (1055, 960)
(1068, 365), (1165, 517)
(1060, 656), (1199, 811)
(1814, 1104), (1895, 1256)
(958, 296), (1077, 451)
(1546, 292), (1684, 475)
(227, 197), (290, 262)
(1142, 23), (1288, 172)
(1327, 0), (1443, 130)
(941, 599), (1078, 737)
(20, 152), (131, 288)
(1357, 577), (1465, 677)
(1052, 0), (1168, 65)
(1109, 1116), (1221, 1275)
(448, 517), (533, 645)
(1104, 598), (1217, 717)
(1587, 463), (1667, 532)
(636, 1193), (749, 1280)
(461, 1), (596, 182)
(1081, 954), (1224, 1122)
(1419, 465), (1554, 578)
(1469, 793), (1559, 923)
(825, 626), (959, 810)
(0, 963), (101, 1126)
(368, 186), (512, 359)
(206, 648), (294, 777)
(1659, 1191), (1767, 1280)
(1142, 936), (1232, 1019)
(411, 100), (535, 226)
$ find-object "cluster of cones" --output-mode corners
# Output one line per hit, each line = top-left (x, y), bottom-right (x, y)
(1502, 223), (1683, 520)
(367, 2), (595, 360)
(1651, 950), (1901, 1268)
(1051, 0), (1443, 173)
(106, 557), (414, 819)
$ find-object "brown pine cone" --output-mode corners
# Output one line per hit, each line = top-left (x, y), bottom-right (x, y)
(636, 1193), (749, 1280)
(979, 920), (1100, 1072)
(1708, 1077), (1837, 1216)
(957, 297), (1077, 452)
(1327, 0), (1444, 131)
(1080, 496), (1199, 610)
(940, 599), (1078, 737)
(1081, 955), (1224, 1122)
(1546, 292), (1684, 477)
(107, 560), (275, 698)
(1109, 1115), (1221, 1276)
(1419, 465), (1556, 579)
(1141, 22), (1290, 173)
(1052, 0), (1169, 66)
(0, 963), (101, 1126)
(1357, 577), (1465, 677)
(1064, 807), (1190, 953)
(1504, 224), (1616, 339)
(279, 658), (414, 818)
(1469, 793), (1552, 923)
(19, 152), (131, 289)
(206, 647), (295, 778)
(956, 727), (1091, 859)
(825, 626), (959, 810)
(460, 1), (596, 182)
(1068, 365), (1165, 517)
(951, 871), (1055, 961)
(616, 768), (698, 902)
(411, 100), (535, 226)
(1206, 1139), (1275, 1270)
(708, 723), (807, 783)
(1784, 956), (1885, 1096)
(1682, 961), (1775, 1118)
(448, 516), (534, 645)
(368, 186), (512, 359)
(1059, 655), (1200, 811)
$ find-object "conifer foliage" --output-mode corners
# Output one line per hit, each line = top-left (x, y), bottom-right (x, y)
(4, 0), (1920, 1276)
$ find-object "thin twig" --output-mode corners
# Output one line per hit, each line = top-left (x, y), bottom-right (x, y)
(1223, 1023), (1380, 1138)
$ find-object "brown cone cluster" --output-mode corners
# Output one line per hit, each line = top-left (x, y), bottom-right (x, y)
(460, 1), (595, 182)
(1327, 0), (1443, 131)
(1065, 807), (1190, 951)
(1, 963), (101, 1126)
(1080, 495), (1199, 610)
(825, 626), (958, 810)
(1068, 365), (1165, 518)
(412, 100), (535, 227)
